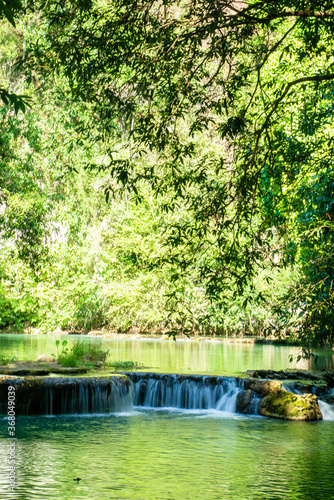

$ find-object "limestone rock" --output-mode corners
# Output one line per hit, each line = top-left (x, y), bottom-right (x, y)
(236, 389), (258, 414)
(244, 378), (282, 397)
(0, 375), (132, 415)
(37, 355), (55, 363)
(258, 389), (323, 421)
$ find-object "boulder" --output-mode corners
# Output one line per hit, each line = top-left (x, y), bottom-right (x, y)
(37, 355), (55, 363)
(244, 378), (282, 397)
(236, 389), (258, 414)
(258, 389), (323, 421)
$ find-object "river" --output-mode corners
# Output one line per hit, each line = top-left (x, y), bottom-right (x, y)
(0, 334), (334, 499)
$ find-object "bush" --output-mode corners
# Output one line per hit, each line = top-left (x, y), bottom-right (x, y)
(0, 354), (17, 366)
(55, 339), (109, 368)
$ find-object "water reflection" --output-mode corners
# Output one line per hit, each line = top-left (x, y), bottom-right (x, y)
(0, 333), (333, 375)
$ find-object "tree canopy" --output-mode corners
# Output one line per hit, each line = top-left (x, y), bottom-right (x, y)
(1, 1), (334, 351)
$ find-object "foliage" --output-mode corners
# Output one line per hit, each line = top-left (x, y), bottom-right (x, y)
(0, 0), (31, 109)
(0, 21), (49, 272)
(0, 353), (17, 365)
(0, 0), (22, 26)
(54, 339), (110, 367)
(1, 2), (334, 353)
(22, 0), (334, 351)
(106, 360), (141, 371)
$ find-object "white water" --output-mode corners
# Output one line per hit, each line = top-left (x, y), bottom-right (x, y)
(130, 373), (244, 412)
(48, 379), (134, 414)
(318, 400), (334, 421)
(0, 377), (134, 415)
(3, 372), (334, 420)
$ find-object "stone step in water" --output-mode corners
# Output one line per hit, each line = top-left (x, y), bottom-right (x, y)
(0, 372), (330, 420)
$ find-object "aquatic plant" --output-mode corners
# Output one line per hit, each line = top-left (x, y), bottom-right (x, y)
(106, 360), (142, 371)
(0, 354), (17, 366)
(54, 339), (109, 368)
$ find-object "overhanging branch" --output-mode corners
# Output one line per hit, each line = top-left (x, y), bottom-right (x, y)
(248, 72), (334, 166)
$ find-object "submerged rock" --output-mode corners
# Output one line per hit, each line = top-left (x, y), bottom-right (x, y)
(258, 389), (323, 421)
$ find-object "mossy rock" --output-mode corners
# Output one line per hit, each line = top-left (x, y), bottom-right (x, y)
(258, 389), (323, 421)
(244, 378), (282, 397)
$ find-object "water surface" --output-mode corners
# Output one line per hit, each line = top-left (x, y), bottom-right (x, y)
(1, 333), (334, 375)
(1, 411), (334, 500)
(1, 334), (334, 499)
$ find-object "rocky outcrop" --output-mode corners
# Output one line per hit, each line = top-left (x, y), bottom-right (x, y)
(322, 389), (334, 404)
(258, 389), (323, 421)
(236, 389), (258, 414)
(0, 361), (89, 376)
(244, 379), (281, 397)
(244, 369), (334, 406)
(245, 369), (334, 386)
(240, 376), (324, 420)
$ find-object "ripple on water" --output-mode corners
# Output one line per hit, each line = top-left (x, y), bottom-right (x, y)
(0, 412), (334, 500)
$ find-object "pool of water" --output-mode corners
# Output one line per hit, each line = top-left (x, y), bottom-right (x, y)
(1, 334), (334, 499)
(1, 411), (334, 500)
(1, 333), (334, 375)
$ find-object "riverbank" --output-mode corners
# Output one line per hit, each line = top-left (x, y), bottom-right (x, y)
(1, 360), (333, 394)
(0, 326), (304, 347)
(1, 331), (333, 375)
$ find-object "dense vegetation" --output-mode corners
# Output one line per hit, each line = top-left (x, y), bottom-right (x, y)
(0, 1), (334, 354)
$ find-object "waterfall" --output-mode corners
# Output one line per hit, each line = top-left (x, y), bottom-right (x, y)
(2, 372), (332, 418)
(0, 376), (133, 415)
(43, 377), (134, 415)
(318, 400), (334, 421)
(127, 372), (243, 412)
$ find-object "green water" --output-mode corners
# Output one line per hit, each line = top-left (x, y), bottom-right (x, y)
(1, 333), (334, 374)
(1, 412), (334, 500)
(1, 334), (334, 499)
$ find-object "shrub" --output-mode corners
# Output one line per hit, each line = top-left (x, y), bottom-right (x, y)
(0, 354), (17, 365)
(55, 339), (109, 368)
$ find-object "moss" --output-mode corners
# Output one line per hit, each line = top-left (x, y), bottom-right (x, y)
(258, 389), (323, 421)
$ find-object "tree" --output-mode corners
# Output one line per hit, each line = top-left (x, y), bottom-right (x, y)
(0, 0), (30, 110)
(23, 0), (334, 349)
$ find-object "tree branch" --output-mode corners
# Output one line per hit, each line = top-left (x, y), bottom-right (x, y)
(248, 72), (334, 166)
(220, 1), (334, 23)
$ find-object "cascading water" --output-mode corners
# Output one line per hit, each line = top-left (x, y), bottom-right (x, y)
(43, 378), (134, 414)
(318, 400), (334, 420)
(0, 377), (133, 415)
(1, 373), (333, 419)
(127, 372), (244, 412)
